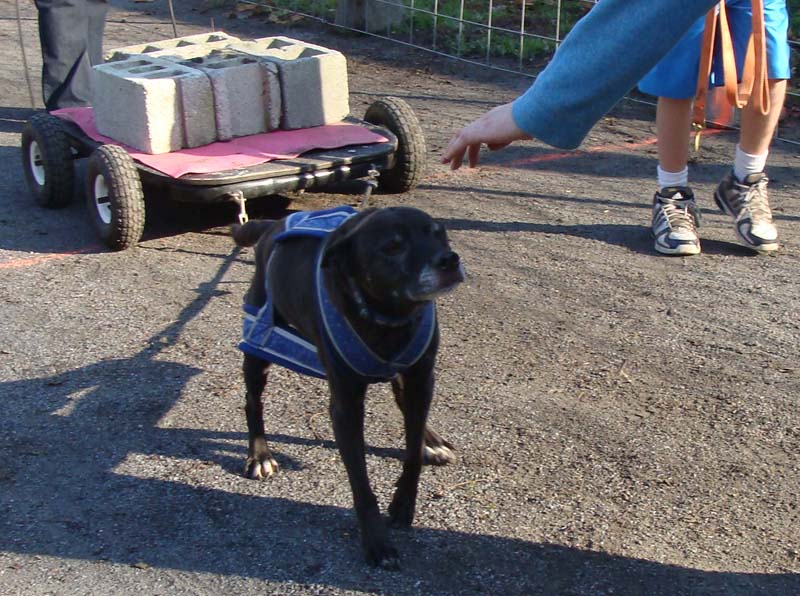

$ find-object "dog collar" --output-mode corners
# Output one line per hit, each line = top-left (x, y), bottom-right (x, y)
(343, 274), (422, 328)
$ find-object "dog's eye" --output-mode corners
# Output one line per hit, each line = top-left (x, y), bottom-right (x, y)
(432, 224), (446, 240)
(380, 236), (405, 256)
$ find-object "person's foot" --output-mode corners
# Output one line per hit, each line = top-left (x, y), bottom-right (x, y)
(714, 172), (779, 253)
(652, 187), (701, 256)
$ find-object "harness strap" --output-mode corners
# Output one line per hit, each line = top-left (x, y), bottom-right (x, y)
(693, 0), (769, 147)
(238, 208), (437, 381)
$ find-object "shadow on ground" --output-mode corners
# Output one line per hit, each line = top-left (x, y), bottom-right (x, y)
(438, 215), (759, 257)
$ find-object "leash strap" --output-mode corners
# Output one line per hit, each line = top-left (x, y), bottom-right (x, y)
(692, 0), (769, 148)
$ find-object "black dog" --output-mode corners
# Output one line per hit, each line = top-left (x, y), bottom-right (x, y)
(231, 206), (464, 568)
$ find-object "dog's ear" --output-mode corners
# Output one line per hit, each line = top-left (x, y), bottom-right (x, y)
(321, 208), (380, 268)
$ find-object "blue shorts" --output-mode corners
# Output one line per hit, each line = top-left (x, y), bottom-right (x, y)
(638, 0), (790, 99)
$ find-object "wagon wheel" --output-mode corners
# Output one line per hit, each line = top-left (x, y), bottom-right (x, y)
(85, 145), (145, 251)
(20, 113), (75, 208)
(364, 97), (426, 193)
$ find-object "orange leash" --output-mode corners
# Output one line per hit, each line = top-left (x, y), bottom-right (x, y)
(692, 0), (769, 150)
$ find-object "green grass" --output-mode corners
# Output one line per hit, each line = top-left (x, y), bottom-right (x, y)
(370, 0), (591, 65)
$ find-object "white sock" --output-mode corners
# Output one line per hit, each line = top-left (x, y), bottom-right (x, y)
(657, 165), (689, 190)
(733, 145), (767, 182)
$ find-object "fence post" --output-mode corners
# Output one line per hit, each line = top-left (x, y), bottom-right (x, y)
(335, 0), (365, 28)
(336, 0), (406, 31)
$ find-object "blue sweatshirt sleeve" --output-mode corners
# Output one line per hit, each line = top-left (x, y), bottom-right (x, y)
(511, 0), (719, 149)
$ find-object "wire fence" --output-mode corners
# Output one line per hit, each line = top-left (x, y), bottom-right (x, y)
(240, 0), (798, 119)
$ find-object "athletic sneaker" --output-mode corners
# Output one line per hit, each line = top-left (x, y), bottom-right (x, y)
(651, 187), (702, 256)
(714, 172), (779, 253)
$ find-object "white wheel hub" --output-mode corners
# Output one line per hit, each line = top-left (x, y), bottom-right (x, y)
(29, 140), (45, 186)
(93, 174), (112, 224)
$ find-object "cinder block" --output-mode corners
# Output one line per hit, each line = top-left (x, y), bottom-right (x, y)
(91, 56), (216, 153)
(179, 51), (279, 139)
(230, 36), (350, 130)
(105, 32), (241, 62)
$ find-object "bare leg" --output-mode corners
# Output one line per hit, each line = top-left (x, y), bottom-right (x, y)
(739, 79), (787, 155)
(656, 97), (693, 173)
(712, 80), (786, 253)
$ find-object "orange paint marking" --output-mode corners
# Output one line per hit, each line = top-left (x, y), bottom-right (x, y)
(0, 247), (98, 270)
(497, 127), (727, 169)
(501, 136), (655, 168)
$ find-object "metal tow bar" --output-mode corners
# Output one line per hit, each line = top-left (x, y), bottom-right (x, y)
(360, 167), (380, 209)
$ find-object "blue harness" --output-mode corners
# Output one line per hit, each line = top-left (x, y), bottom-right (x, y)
(238, 206), (436, 381)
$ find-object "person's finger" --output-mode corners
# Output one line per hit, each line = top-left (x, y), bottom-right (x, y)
(446, 141), (464, 169)
(451, 152), (463, 170)
(467, 143), (481, 168)
(441, 134), (463, 164)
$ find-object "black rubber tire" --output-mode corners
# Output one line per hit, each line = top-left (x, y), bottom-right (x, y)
(20, 113), (75, 208)
(364, 97), (426, 193)
(85, 145), (145, 251)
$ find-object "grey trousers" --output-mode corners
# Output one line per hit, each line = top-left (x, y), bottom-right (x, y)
(35, 0), (108, 110)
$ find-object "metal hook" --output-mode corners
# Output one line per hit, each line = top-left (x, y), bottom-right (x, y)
(360, 167), (380, 209)
(229, 191), (248, 225)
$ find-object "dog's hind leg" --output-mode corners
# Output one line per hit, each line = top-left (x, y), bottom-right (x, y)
(391, 376), (455, 466)
(243, 353), (279, 480)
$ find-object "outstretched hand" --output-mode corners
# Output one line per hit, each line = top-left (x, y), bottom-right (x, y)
(441, 102), (531, 170)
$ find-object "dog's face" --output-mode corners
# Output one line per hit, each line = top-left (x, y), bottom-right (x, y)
(325, 207), (463, 308)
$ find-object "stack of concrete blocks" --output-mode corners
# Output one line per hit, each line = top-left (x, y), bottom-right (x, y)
(175, 51), (281, 139)
(91, 55), (217, 154)
(105, 32), (281, 139)
(229, 36), (350, 130)
(92, 33), (350, 153)
(104, 32), (241, 62)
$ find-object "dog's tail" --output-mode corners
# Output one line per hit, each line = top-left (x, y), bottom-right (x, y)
(230, 220), (275, 247)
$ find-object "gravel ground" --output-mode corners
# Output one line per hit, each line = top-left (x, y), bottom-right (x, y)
(1, 1), (799, 594)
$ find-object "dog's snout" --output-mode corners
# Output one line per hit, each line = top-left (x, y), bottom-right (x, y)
(436, 251), (460, 271)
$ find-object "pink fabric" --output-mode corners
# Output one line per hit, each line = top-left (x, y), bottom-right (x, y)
(51, 107), (388, 179)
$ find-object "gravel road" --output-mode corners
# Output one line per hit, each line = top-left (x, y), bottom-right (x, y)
(1, 1), (798, 594)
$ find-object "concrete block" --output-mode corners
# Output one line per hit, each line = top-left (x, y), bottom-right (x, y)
(91, 56), (216, 153)
(105, 32), (240, 62)
(179, 51), (279, 139)
(230, 36), (350, 129)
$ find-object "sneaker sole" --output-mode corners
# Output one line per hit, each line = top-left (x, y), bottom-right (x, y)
(714, 190), (779, 253)
(653, 231), (701, 255)
(655, 243), (701, 256)
(748, 241), (779, 253)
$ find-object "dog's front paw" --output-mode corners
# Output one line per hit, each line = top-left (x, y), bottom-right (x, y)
(364, 541), (400, 570)
(244, 456), (278, 480)
(387, 496), (415, 528)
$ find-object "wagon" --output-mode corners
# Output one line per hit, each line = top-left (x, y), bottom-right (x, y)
(20, 97), (425, 251)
